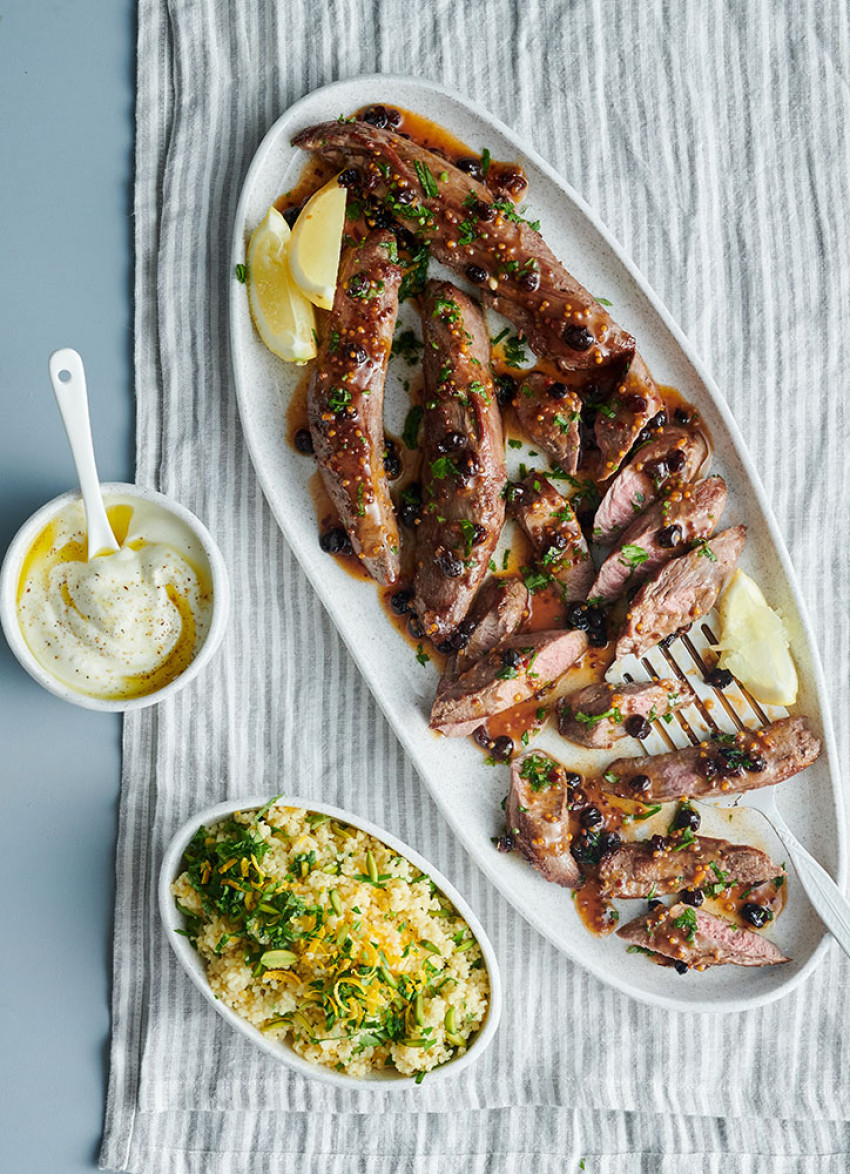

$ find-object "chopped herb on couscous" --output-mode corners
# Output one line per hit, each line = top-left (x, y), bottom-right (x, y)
(171, 802), (490, 1077)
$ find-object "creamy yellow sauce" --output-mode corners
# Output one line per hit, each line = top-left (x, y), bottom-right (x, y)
(16, 496), (213, 700)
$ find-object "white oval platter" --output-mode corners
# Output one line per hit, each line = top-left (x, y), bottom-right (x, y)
(229, 74), (844, 1012)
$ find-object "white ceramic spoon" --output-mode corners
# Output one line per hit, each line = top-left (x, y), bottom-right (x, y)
(48, 348), (119, 559)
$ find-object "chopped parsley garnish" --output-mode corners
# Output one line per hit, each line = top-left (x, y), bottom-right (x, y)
(234, 263), (247, 283)
(633, 804), (662, 821)
(399, 245), (430, 302)
(508, 438), (523, 449)
(432, 295), (459, 322)
(490, 327), (510, 346)
(429, 455), (460, 480)
(520, 565), (551, 593)
(392, 328), (423, 366)
(572, 706), (623, 727)
(413, 159), (439, 199)
(693, 539), (718, 562)
(458, 518), (478, 557)
(415, 644), (430, 665)
(480, 147), (491, 177)
(495, 664), (519, 680)
(554, 412), (579, 433)
(502, 334), (528, 367)
(491, 199), (540, 232)
(327, 387), (352, 414)
(519, 753), (556, 792)
(618, 544), (649, 568)
(672, 907), (698, 941)
(401, 405), (423, 450)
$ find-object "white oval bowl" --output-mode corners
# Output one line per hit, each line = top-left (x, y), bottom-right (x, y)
(228, 75), (844, 1013)
(159, 795), (503, 1090)
(0, 482), (230, 711)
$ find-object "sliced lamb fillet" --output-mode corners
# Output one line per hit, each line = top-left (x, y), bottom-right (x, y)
(506, 752), (581, 888)
(617, 902), (790, 968)
(292, 120), (635, 372)
(430, 628), (588, 737)
(597, 835), (783, 899)
(600, 717), (821, 801)
(512, 373), (581, 473)
(308, 229), (403, 585)
(508, 474), (594, 602)
(593, 353), (664, 479)
(412, 282), (506, 642)
(450, 574), (530, 677)
(593, 425), (710, 543)
(590, 476), (728, 603)
(615, 524), (746, 659)
(556, 678), (694, 749)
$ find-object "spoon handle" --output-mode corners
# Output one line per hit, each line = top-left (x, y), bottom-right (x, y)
(768, 804), (850, 960)
(49, 349), (119, 559)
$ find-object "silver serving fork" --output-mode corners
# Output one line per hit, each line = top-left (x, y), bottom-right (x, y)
(607, 615), (850, 959)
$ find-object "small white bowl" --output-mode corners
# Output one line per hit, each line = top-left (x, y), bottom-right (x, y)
(159, 796), (503, 1090)
(0, 482), (230, 711)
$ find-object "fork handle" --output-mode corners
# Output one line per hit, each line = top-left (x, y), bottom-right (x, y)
(770, 811), (850, 959)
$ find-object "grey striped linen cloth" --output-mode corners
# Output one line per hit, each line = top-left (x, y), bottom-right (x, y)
(101, 1), (850, 1170)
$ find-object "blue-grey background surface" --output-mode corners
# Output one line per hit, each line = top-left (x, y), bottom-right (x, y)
(0, 1), (134, 1170)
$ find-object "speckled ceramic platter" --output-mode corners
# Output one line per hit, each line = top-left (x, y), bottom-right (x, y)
(229, 75), (844, 1012)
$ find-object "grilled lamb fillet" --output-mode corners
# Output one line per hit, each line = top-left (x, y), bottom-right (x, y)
(308, 229), (402, 585)
(508, 474), (594, 601)
(430, 628), (588, 737)
(292, 120), (635, 372)
(593, 353), (664, 478)
(513, 373), (582, 473)
(590, 476), (728, 603)
(593, 425), (710, 543)
(615, 524), (746, 659)
(601, 717), (821, 802)
(412, 282), (506, 642)
(556, 678), (694, 749)
(597, 836), (782, 899)
(617, 902), (790, 968)
(506, 752), (581, 888)
(450, 574), (529, 677)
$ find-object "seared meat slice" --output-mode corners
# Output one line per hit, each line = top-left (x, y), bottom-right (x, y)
(308, 229), (403, 585)
(593, 425), (710, 543)
(452, 574), (529, 675)
(601, 717), (821, 801)
(556, 678), (693, 749)
(292, 120), (635, 372)
(513, 373), (581, 473)
(413, 282), (506, 642)
(597, 836), (782, 899)
(590, 476), (728, 603)
(615, 524), (746, 659)
(617, 902), (790, 968)
(430, 628), (588, 737)
(506, 752), (581, 888)
(508, 474), (594, 601)
(593, 353), (664, 479)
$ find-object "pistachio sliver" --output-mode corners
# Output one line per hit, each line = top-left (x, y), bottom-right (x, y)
(260, 948), (297, 969)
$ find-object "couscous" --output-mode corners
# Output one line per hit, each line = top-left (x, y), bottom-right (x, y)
(171, 801), (490, 1078)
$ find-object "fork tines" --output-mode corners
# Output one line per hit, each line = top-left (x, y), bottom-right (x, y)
(606, 609), (789, 757)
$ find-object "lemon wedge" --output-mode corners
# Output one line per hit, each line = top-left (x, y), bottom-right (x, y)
(716, 570), (798, 706)
(286, 177), (347, 310)
(246, 206), (317, 363)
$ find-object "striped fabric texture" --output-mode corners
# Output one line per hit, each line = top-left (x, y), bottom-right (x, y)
(101, 1), (850, 1170)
